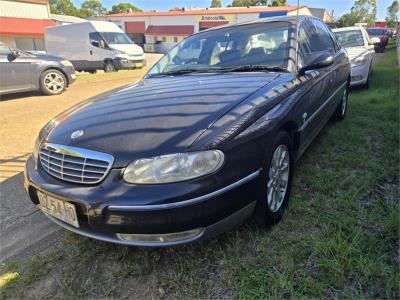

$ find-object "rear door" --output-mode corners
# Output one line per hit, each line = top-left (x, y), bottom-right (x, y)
(0, 45), (33, 94)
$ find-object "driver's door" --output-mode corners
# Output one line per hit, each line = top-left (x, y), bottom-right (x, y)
(0, 45), (32, 94)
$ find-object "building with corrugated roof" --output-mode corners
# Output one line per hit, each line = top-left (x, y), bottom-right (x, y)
(0, 0), (56, 51)
(94, 6), (313, 52)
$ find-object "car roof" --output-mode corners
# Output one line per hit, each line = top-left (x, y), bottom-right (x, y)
(332, 26), (363, 32)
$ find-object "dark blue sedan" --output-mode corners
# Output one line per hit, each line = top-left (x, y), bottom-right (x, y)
(25, 16), (350, 246)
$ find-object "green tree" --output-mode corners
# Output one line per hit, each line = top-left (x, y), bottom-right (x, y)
(110, 2), (142, 14)
(351, 0), (377, 26)
(80, 0), (107, 16)
(169, 7), (182, 11)
(337, 0), (377, 27)
(211, 0), (222, 7)
(386, 0), (399, 27)
(49, 0), (80, 16)
(338, 12), (360, 27)
(271, 0), (286, 6)
(231, 0), (268, 6)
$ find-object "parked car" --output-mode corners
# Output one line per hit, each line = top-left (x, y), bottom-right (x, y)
(45, 21), (146, 73)
(366, 27), (389, 52)
(25, 16), (350, 246)
(333, 26), (379, 87)
(0, 42), (75, 96)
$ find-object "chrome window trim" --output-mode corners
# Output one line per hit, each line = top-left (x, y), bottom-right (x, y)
(40, 143), (114, 184)
(108, 169), (261, 211)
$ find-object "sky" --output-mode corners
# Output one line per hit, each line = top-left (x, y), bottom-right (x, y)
(72, 0), (394, 20)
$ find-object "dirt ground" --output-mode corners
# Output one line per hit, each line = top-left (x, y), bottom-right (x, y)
(0, 54), (161, 182)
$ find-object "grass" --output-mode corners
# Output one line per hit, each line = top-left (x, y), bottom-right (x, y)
(1, 43), (399, 299)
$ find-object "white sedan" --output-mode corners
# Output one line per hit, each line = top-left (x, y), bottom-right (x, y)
(333, 26), (380, 88)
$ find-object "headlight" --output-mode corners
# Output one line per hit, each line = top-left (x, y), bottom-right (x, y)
(33, 136), (40, 163)
(33, 119), (58, 163)
(123, 150), (224, 184)
(60, 60), (73, 67)
(351, 56), (367, 67)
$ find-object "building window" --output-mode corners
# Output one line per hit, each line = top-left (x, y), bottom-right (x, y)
(162, 36), (167, 42)
(174, 37), (178, 42)
(15, 38), (44, 51)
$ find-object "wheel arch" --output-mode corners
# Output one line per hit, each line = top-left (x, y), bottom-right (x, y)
(278, 121), (300, 152)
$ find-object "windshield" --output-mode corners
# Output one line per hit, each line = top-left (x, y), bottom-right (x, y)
(100, 32), (133, 44)
(148, 21), (291, 75)
(334, 30), (364, 47)
(367, 29), (385, 35)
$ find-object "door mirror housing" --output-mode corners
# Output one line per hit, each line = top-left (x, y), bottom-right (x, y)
(369, 37), (380, 44)
(299, 50), (334, 74)
(7, 49), (19, 62)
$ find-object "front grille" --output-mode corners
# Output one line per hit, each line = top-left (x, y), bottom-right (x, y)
(39, 143), (114, 184)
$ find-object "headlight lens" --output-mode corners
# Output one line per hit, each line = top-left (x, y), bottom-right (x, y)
(123, 150), (224, 184)
(60, 60), (73, 67)
(33, 136), (40, 163)
(351, 56), (367, 67)
(33, 119), (58, 163)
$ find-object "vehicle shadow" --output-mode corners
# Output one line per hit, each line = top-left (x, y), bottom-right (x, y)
(0, 91), (43, 101)
(0, 171), (62, 263)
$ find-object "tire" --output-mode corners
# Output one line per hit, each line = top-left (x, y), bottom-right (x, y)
(40, 69), (67, 95)
(88, 70), (97, 74)
(104, 61), (115, 72)
(332, 86), (348, 121)
(255, 131), (294, 228)
(365, 66), (371, 89)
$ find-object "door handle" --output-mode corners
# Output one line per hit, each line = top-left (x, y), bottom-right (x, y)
(90, 50), (93, 55)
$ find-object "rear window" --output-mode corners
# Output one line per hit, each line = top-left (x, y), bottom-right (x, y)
(334, 30), (364, 47)
(367, 29), (385, 35)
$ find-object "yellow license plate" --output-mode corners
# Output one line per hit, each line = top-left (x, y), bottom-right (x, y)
(135, 63), (143, 68)
(37, 192), (79, 228)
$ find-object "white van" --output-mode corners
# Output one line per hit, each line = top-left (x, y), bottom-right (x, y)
(45, 21), (145, 72)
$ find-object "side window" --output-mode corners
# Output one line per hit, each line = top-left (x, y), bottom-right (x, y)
(311, 19), (335, 52)
(0, 45), (11, 56)
(89, 32), (105, 48)
(298, 19), (336, 68)
(298, 20), (319, 55)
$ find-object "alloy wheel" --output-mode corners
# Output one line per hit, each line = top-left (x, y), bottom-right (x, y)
(267, 144), (290, 212)
(44, 72), (65, 93)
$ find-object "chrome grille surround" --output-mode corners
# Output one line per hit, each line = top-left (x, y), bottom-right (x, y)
(39, 143), (114, 184)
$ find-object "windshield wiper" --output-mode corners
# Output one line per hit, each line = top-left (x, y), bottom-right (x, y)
(220, 65), (288, 73)
(148, 68), (224, 77)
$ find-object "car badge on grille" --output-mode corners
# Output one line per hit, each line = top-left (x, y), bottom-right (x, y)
(71, 130), (83, 140)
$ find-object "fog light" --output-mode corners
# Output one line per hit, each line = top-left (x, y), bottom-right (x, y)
(351, 75), (363, 81)
(117, 228), (204, 244)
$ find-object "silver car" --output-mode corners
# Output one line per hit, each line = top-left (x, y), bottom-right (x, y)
(0, 43), (76, 96)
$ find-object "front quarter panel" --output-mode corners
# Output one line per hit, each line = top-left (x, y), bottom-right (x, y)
(188, 72), (312, 180)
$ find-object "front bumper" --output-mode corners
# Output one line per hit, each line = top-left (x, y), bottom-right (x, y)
(62, 65), (76, 85)
(114, 56), (146, 69)
(24, 156), (259, 246)
(350, 61), (371, 86)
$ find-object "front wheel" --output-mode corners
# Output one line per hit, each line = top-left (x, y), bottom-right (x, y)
(255, 131), (293, 228)
(40, 69), (67, 95)
(104, 61), (115, 72)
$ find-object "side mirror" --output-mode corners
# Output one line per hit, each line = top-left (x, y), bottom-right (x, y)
(7, 50), (18, 62)
(300, 51), (334, 74)
(369, 37), (381, 44)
